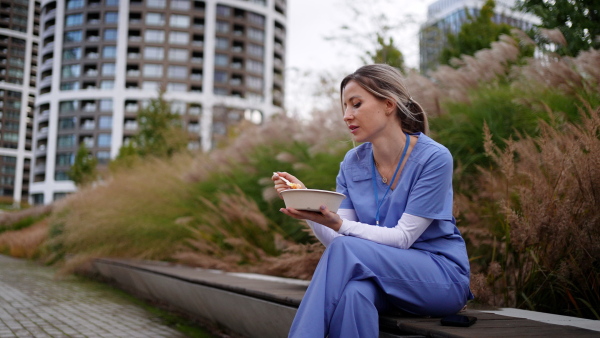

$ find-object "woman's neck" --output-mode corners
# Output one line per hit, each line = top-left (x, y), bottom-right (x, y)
(371, 129), (408, 167)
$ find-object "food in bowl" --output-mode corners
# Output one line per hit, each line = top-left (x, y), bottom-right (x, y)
(280, 189), (346, 212)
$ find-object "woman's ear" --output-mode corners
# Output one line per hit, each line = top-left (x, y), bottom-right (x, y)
(385, 99), (395, 115)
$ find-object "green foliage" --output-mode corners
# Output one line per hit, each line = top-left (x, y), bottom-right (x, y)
(516, 0), (600, 56)
(364, 34), (405, 72)
(68, 143), (98, 186)
(440, 0), (512, 65)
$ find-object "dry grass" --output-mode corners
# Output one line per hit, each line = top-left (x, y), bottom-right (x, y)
(0, 219), (49, 259)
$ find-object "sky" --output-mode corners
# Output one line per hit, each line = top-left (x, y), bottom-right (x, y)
(284, 0), (438, 116)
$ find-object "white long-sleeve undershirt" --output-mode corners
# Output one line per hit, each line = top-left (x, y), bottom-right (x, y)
(305, 209), (432, 249)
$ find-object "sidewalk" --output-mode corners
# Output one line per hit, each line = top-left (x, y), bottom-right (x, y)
(0, 255), (187, 338)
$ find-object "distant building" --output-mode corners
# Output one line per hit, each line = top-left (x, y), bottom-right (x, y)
(0, 0), (39, 205)
(29, 0), (287, 204)
(419, 0), (539, 74)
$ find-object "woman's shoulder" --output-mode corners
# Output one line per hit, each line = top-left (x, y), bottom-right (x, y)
(342, 143), (372, 165)
(414, 133), (453, 164)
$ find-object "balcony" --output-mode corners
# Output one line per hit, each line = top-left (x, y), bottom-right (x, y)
(84, 104), (97, 112)
(81, 121), (95, 130)
(128, 53), (140, 59)
(126, 70), (140, 77)
(86, 52), (99, 59)
(190, 74), (202, 82)
(125, 104), (139, 112)
(85, 69), (98, 76)
(124, 121), (138, 130)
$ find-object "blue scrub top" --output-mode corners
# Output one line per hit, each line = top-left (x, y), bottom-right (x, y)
(336, 133), (470, 275)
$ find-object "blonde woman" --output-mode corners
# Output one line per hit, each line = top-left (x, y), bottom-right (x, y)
(273, 64), (473, 338)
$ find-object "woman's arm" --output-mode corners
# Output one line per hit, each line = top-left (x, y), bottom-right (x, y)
(305, 209), (357, 247)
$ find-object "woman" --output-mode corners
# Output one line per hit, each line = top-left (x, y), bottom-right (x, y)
(273, 64), (473, 338)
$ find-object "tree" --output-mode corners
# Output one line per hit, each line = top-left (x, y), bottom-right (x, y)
(516, 0), (600, 56)
(440, 0), (512, 65)
(68, 143), (98, 186)
(363, 34), (405, 72)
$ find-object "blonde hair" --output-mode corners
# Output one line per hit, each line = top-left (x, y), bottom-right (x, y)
(340, 64), (429, 134)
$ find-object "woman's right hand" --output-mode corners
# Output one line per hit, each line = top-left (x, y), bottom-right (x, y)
(272, 172), (306, 199)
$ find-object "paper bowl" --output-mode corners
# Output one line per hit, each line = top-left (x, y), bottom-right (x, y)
(280, 189), (346, 212)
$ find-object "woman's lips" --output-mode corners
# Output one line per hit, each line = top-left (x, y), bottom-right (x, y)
(348, 125), (359, 133)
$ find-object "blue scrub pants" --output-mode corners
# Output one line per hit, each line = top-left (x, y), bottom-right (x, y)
(288, 236), (470, 338)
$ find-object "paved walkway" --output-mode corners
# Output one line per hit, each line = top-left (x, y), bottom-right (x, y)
(0, 255), (186, 338)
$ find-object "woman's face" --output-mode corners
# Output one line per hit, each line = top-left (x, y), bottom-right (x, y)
(342, 80), (394, 143)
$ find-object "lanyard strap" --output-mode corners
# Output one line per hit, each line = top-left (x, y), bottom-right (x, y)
(371, 133), (410, 225)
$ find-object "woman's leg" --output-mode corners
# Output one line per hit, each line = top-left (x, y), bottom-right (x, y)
(288, 236), (470, 337)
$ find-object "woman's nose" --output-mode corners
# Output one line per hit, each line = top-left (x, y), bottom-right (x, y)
(343, 108), (353, 121)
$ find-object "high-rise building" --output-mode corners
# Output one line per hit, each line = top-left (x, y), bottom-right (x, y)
(31, 0), (286, 204)
(419, 0), (539, 74)
(0, 0), (40, 205)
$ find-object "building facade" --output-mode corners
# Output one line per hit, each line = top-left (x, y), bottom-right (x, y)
(31, 0), (286, 204)
(0, 0), (39, 205)
(419, 0), (539, 74)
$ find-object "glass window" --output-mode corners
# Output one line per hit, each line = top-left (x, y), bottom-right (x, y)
(142, 81), (160, 90)
(170, 14), (189, 28)
(97, 151), (111, 164)
(104, 28), (117, 41)
(248, 28), (264, 42)
(102, 63), (115, 76)
(64, 30), (83, 42)
(100, 80), (114, 89)
(99, 116), (112, 129)
(215, 37), (228, 50)
(216, 20), (229, 33)
(246, 60), (263, 74)
(248, 43), (264, 57)
(60, 100), (79, 113)
(147, 0), (166, 8)
(246, 75), (263, 90)
(167, 65), (187, 79)
(215, 54), (228, 66)
(146, 13), (165, 25)
(56, 153), (74, 165)
(143, 64), (163, 77)
(65, 14), (83, 27)
(214, 71), (227, 83)
(214, 87), (228, 96)
(105, 12), (118, 23)
(102, 46), (116, 58)
(100, 99), (113, 111)
(144, 46), (164, 60)
(57, 135), (76, 149)
(61, 64), (81, 78)
(168, 48), (187, 61)
(63, 47), (82, 60)
(169, 31), (188, 44)
(58, 117), (76, 130)
(216, 5), (231, 16)
(60, 82), (80, 90)
(170, 0), (190, 10)
(55, 172), (70, 181)
(98, 134), (111, 147)
(248, 13), (265, 26)
(66, 0), (84, 9)
(106, 0), (119, 6)
(167, 83), (187, 92)
(145, 29), (165, 43)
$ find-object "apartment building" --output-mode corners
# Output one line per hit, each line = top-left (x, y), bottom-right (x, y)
(31, 0), (286, 204)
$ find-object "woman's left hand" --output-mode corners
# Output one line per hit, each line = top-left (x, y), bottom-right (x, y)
(280, 205), (343, 232)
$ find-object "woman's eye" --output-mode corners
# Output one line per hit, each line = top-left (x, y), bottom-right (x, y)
(353, 102), (361, 108)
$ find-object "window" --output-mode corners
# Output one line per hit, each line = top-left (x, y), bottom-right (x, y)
(102, 63), (115, 76)
(246, 60), (263, 74)
(104, 28), (117, 41)
(145, 30), (165, 43)
(248, 13), (265, 26)
(147, 0), (166, 8)
(106, 0), (119, 6)
(64, 30), (83, 42)
(100, 80), (114, 89)
(142, 81), (160, 90)
(65, 14), (83, 27)
(215, 37), (228, 50)
(61, 82), (80, 90)
(168, 48), (187, 61)
(215, 54), (228, 66)
(58, 117), (76, 130)
(97, 151), (111, 164)
(216, 5), (231, 16)
(247, 76), (263, 90)
(214, 71), (227, 83)
(214, 87), (228, 96)
(248, 28), (264, 42)
(102, 46), (116, 58)
(100, 99), (113, 111)
(56, 153), (74, 166)
(168, 65), (187, 79)
(57, 135), (76, 149)
(60, 100), (78, 113)
(170, 14), (189, 28)
(248, 43), (264, 57)
(216, 21), (229, 33)
(99, 116), (112, 129)
(63, 47), (82, 60)
(98, 134), (111, 147)
(105, 12), (118, 23)
(170, 0), (190, 10)
(146, 13), (165, 25)
(62, 64), (81, 78)
(143, 64), (163, 77)
(66, 0), (84, 9)
(167, 83), (187, 92)
(144, 46), (164, 60)
(169, 31), (188, 44)
(55, 172), (70, 181)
